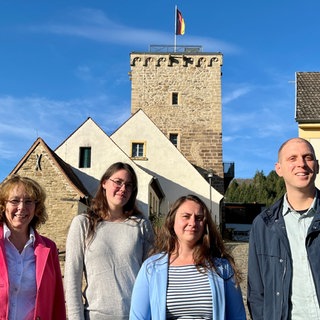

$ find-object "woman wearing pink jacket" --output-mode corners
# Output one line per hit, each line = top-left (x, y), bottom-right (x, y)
(0, 175), (66, 320)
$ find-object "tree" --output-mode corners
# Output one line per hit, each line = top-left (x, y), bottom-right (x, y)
(225, 170), (285, 206)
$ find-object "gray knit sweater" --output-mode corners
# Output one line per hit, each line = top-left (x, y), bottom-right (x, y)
(64, 214), (154, 320)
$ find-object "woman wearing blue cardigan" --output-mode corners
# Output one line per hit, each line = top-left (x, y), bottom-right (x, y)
(130, 194), (246, 320)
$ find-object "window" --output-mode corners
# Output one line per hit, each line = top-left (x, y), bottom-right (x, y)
(172, 92), (178, 105)
(169, 133), (179, 147)
(132, 142), (145, 158)
(79, 147), (91, 168)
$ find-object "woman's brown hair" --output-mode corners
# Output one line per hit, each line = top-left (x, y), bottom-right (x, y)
(85, 162), (141, 242)
(152, 194), (242, 285)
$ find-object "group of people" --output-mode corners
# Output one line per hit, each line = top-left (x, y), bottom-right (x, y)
(0, 137), (319, 320)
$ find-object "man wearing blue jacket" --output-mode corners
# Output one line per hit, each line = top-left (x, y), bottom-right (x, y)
(248, 137), (320, 319)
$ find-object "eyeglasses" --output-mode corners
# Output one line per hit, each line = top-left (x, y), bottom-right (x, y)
(109, 179), (134, 192)
(6, 199), (36, 207)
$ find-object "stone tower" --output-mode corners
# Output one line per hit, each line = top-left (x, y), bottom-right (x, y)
(129, 48), (224, 194)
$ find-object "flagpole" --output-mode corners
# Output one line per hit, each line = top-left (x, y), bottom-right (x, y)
(174, 5), (177, 52)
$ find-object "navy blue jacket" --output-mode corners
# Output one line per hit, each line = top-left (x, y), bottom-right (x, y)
(247, 193), (320, 320)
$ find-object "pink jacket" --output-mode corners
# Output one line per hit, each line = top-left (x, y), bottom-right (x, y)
(0, 224), (66, 320)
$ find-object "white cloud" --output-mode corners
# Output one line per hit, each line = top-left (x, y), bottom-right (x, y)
(24, 8), (240, 54)
(223, 86), (253, 104)
(0, 94), (130, 147)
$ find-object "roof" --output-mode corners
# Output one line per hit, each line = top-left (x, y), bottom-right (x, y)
(54, 117), (107, 151)
(296, 72), (320, 123)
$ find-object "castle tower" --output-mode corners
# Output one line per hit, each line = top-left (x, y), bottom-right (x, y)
(129, 48), (224, 194)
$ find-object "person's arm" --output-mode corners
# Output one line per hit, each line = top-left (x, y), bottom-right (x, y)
(51, 242), (67, 319)
(224, 276), (247, 320)
(247, 220), (264, 320)
(141, 219), (154, 260)
(130, 261), (151, 320)
(64, 216), (87, 320)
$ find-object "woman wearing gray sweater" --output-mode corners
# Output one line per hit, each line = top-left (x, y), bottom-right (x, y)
(64, 162), (154, 320)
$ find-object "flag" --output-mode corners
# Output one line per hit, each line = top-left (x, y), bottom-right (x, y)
(176, 9), (185, 35)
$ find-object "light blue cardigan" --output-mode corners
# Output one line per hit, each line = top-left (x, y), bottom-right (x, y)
(129, 253), (246, 320)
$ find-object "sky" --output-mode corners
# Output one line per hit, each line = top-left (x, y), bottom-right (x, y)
(1, 0), (319, 182)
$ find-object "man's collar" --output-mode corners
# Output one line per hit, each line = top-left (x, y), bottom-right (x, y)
(283, 192), (317, 217)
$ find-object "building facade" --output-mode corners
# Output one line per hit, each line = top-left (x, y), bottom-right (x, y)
(295, 72), (320, 188)
(129, 49), (225, 193)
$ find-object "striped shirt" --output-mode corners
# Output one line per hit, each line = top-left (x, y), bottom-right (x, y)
(166, 264), (213, 319)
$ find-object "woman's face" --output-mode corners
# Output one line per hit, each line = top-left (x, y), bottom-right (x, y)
(102, 169), (133, 211)
(5, 183), (36, 234)
(173, 199), (205, 248)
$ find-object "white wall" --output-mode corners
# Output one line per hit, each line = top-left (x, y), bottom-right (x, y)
(310, 138), (320, 189)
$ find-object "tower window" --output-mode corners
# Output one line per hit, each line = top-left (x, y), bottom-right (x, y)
(132, 142), (145, 158)
(169, 133), (179, 147)
(79, 147), (91, 168)
(172, 92), (179, 105)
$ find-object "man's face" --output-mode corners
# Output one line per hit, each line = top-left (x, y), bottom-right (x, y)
(275, 139), (319, 192)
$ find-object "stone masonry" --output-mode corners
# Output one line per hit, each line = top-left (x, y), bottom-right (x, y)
(227, 242), (251, 319)
(10, 141), (83, 252)
(130, 52), (224, 194)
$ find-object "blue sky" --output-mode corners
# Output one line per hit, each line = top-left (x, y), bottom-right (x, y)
(1, 0), (319, 182)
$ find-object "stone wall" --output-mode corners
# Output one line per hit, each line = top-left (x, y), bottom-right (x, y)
(130, 52), (224, 194)
(227, 242), (251, 319)
(13, 142), (81, 251)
